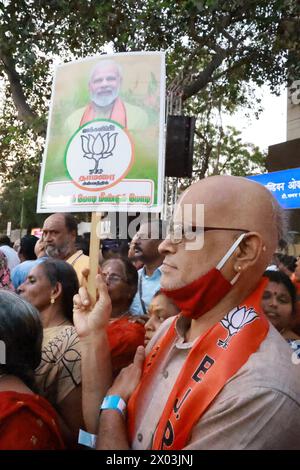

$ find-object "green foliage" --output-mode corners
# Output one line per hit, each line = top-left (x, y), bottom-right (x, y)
(174, 124), (266, 196)
(0, 173), (46, 232)
(206, 126), (266, 177)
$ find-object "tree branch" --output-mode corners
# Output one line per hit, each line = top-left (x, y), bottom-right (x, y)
(0, 49), (38, 126)
(181, 8), (259, 101)
(182, 46), (228, 100)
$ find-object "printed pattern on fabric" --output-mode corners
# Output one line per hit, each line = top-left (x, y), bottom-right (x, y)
(35, 325), (81, 405)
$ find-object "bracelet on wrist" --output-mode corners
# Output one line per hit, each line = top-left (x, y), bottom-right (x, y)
(100, 395), (127, 418)
(78, 429), (97, 449)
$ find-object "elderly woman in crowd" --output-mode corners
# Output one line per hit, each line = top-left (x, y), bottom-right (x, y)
(101, 257), (145, 376)
(144, 290), (180, 346)
(262, 270), (300, 350)
(18, 258), (82, 446)
(0, 290), (64, 449)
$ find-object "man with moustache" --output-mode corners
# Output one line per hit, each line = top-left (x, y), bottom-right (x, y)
(129, 220), (165, 316)
(66, 59), (148, 135)
(42, 213), (89, 286)
(75, 175), (300, 450)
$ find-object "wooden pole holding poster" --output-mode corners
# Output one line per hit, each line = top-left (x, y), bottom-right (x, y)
(87, 212), (102, 303)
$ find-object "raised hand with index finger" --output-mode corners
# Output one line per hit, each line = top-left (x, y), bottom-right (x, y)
(73, 270), (112, 339)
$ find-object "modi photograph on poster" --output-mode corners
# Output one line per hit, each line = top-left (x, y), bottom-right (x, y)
(37, 51), (165, 213)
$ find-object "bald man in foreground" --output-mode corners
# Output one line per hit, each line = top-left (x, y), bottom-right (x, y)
(74, 175), (300, 450)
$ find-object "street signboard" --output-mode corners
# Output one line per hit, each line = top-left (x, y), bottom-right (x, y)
(248, 167), (300, 209)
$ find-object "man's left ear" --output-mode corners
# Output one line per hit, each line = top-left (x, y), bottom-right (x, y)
(233, 232), (264, 272)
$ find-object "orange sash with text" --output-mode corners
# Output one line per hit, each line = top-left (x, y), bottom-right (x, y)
(127, 278), (269, 450)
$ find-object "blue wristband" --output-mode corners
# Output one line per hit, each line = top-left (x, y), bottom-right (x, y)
(100, 395), (126, 417)
(78, 429), (97, 449)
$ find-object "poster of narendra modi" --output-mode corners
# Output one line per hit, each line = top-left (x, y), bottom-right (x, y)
(37, 51), (166, 213)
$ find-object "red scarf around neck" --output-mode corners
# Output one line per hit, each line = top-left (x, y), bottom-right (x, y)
(161, 268), (232, 319)
(127, 278), (269, 450)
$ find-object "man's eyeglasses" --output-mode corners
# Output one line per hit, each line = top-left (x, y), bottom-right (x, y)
(102, 273), (127, 284)
(167, 222), (250, 244)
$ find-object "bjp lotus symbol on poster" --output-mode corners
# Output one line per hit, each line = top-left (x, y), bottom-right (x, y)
(81, 131), (118, 173)
(65, 119), (134, 192)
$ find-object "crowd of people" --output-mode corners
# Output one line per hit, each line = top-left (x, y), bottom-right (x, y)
(0, 175), (300, 449)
